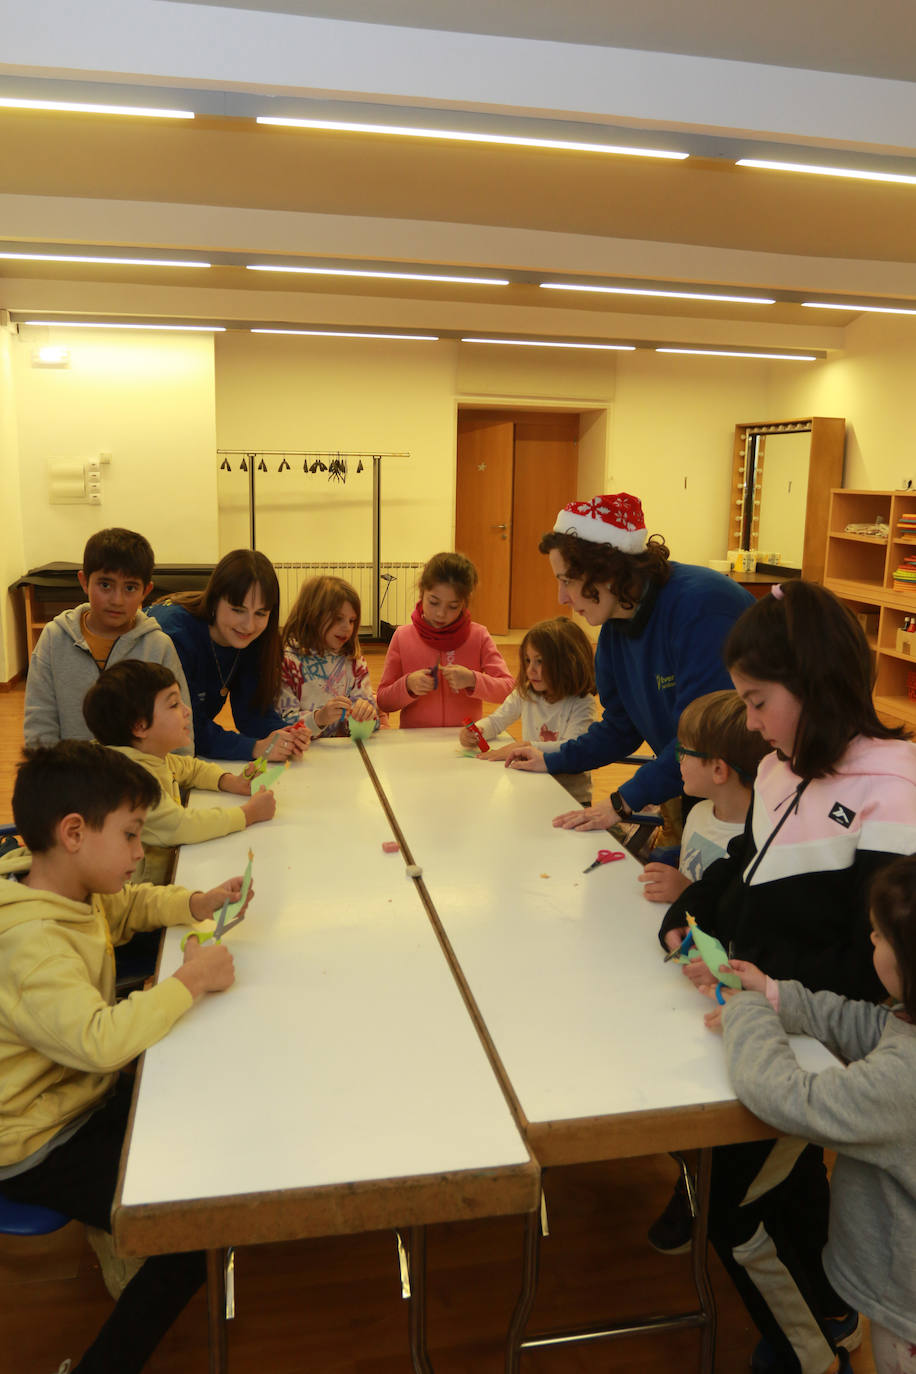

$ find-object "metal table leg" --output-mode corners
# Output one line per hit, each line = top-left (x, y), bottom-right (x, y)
(396, 1226), (434, 1374)
(206, 1247), (229, 1374)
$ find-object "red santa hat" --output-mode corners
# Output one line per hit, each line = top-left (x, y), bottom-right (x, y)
(553, 493), (647, 553)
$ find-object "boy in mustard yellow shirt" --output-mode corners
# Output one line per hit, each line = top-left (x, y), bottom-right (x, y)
(83, 659), (276, 883)
(0, 741), (250, 1373)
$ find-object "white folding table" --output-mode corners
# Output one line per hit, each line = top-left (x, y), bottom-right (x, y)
(112, 739), (538, 1373)
(361, 729), (835, 1372)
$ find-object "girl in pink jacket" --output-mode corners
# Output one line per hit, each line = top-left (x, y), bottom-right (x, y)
(376, 552), (514, 727)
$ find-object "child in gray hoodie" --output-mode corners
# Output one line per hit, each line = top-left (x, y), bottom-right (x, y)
(24, 528), (191, 750)
(710, 855), (916, 1374)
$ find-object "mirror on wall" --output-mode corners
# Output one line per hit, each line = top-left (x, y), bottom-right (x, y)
(728, 418), (846, 583)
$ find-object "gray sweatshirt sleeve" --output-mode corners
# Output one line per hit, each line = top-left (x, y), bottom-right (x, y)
(776, 981), (889, 1062)
(722, 990), (909, 1157)
(23, 626), (62, 746)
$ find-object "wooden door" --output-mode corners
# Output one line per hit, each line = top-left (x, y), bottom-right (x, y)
(510, 417), (579, 628)
(455, 417), (514, 633)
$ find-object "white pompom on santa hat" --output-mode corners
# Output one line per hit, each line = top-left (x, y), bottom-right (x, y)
(553, 493), (647, 553)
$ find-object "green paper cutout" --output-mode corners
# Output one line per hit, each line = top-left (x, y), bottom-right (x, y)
(222, 849), (254, 926)
(348, 716), (375, 741)
(253, 761), (287, 792)
(685, 913), (742, 988)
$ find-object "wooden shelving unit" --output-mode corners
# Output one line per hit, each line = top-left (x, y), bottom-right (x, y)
(824, 488), (916, 727)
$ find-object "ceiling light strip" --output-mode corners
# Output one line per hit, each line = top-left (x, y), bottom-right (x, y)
(251, 328), (438, 340)
(461, 337), (634, 350)
(540, 282), (774, 305)
(246, 265), (508, 285)
(737, 158), (916, 187)
(656, 347), (816, 361)
(0, 253), (210, 267)
(23, 321), (224, 331)
(256, 116), (687, 160)
(0, 97), (194, 119)
(802, 301), (916, 316)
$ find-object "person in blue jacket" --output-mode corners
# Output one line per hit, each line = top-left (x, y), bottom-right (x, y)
(506, 493), (753, 829)
(149, 550), (307, 764)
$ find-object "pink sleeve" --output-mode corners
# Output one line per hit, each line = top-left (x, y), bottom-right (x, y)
(471, 631), (515, 705)
(376, 631), (414, 712)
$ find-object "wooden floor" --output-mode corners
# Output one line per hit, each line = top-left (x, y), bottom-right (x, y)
(0, 653), (877, 1373)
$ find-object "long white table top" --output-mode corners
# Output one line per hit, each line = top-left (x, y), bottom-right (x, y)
(114, 739), (536, 1256)
(362, 729), (834, 1163)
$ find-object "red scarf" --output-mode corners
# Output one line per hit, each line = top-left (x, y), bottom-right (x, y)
(410, 601), (472, 651)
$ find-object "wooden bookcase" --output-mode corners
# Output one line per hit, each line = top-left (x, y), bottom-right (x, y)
(824, 488), (916, 727)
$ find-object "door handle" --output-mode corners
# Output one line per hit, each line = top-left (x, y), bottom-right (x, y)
(494, 523), (508, 530)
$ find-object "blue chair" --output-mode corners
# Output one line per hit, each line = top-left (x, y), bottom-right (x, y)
(0, 1193), (70, 1237)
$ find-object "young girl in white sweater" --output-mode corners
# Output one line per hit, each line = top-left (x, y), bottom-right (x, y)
(459, 617), (595, 803)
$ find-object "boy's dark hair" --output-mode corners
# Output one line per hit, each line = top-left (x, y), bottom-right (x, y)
(83, 660), (177, 746)
(418, 552), (478, 603)
(82, 528), (155, 584)
(724, 581), (906, 779)
(517, 618), (596, 703)
(12, 741), (159, 852)
(158, 549), (281, 712)
(869, 857), (916, 1021)
(538, 530), (671, 610)
(678, 689), (770, 783)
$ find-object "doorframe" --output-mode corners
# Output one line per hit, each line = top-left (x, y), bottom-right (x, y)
(453, 399), (610, 630)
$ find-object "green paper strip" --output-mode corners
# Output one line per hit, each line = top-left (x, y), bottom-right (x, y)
(686, 914), (742, 989)
(253, 761), (287, 792)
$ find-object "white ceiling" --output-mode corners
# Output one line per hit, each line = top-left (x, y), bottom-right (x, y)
(2, 0), (916, 351)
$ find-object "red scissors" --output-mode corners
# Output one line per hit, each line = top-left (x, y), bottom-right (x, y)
(583, 848), (625, 874)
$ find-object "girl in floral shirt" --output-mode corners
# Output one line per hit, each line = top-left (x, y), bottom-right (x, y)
(277, 576), (381, 738)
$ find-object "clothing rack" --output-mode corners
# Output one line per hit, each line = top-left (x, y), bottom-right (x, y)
(216, 449), (410, 639)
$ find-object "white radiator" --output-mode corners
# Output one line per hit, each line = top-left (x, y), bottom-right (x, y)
(274, 562), (421, 629)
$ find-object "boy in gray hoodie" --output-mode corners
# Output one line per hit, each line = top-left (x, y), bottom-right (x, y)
(24, 528), (192, 751)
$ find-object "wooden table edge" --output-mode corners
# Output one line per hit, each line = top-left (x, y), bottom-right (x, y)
(112, 1157), (540, 1256)
(525, 1100), (778, 1167)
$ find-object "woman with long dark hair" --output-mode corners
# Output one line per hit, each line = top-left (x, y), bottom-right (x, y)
(149, 550), (306, 763)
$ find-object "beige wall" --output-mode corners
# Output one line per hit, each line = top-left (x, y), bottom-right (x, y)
(768, 314), (916, 493)
(609, 351), (772, 564)
(11, 327), (219, 570)
(214, 331), (460, 565)
(9, 314), (916, 679)
(0, 325), (26, 684)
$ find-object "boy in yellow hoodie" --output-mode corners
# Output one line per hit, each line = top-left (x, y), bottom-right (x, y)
(83, 659), (276, 883)
(0, 741), (251, 1373)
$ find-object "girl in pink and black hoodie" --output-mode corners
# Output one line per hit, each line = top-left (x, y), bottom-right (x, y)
(377, 552), (513, 728)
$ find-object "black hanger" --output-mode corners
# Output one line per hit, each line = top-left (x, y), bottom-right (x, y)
(278, 454), (291, 472)
(257, 456), (268, 472)
(219, 455), (231, 471)
(356, 459), (364, 473)
(240, 454), (249, 472)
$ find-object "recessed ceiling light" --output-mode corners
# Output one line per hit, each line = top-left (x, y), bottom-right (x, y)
(540, 282), (775, 305)
(256, 116), (687, 161)
(461, 337), (634, 350)
(250, 328), (439, 340)
(0, 97), (193, 119)
(246, 265), (508, 286)
(802, 301), (916, 316)
(737, 158), (916, 186)
(656, 347), (816, 360)
(0, 252), (210, 267)
(23, 321), (225, 331)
